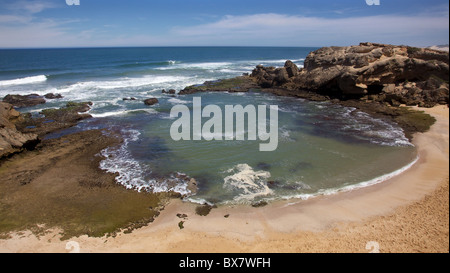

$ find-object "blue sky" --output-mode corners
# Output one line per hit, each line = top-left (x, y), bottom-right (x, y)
(0, 0), (448, 48)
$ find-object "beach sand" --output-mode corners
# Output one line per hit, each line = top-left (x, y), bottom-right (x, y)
(0, 105), (448, 253)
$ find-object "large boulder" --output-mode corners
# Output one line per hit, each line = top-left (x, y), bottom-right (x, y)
(144, 98), (159, 106)
(284, 60), (299, 78)
(0, 102), (39, 159)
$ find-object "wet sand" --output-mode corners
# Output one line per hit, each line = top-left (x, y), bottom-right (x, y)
(0, 105), (448, 253)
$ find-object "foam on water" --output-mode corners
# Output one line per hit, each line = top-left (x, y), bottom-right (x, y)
(0, 75), (47, 86)
(223, 164), (273, 203)
(99, 129), (193, 196)
(168, 97), (189, 104)
(341, 109), (412, 147)
(276, 155), (420, 204)
(89, 108), (157, 118)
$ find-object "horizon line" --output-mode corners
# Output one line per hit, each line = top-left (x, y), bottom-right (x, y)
(0, 45), (326, 50)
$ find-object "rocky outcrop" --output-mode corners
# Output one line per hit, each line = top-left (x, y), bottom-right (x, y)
(162, 89), (176, 94)
(0, 102), (39, 159)
(250, 43), (449, 107)
(15, 101), (93, 137)
(44, 93), (63, 99)
(2, 94), (46, 108)
(179, 76), (258, 94)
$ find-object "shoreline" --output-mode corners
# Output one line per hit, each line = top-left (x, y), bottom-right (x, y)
(0, 105), (447, 253)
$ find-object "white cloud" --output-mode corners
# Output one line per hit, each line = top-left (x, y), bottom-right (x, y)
(171, 13), (449, 46)
(0, 14), (32, 24)
(0, 10), (448, 48)
(5, 0), (58, 14)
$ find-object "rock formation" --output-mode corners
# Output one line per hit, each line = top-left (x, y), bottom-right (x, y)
(44, 93), (63, 99)
(250, 43), (449, 107)
(144, 98), (159, 106)
(15, 101), (93, 137)
(0, 102), (39, 159)
(2, 94), (46, 108)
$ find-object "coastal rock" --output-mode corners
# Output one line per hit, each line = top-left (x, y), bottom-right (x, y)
(179, 76), (259, 94)
(44, 93), (63, 99)
(144, 98), (159, 106)
(123, 97), (137, 101)
(15, 101), (93, 137)
(284, 60), (299, 78)
(0, 102), (39, 159)
(162, 89), (176, 94)
(250, 43), (449, 107)
(2, 94), (46, 108)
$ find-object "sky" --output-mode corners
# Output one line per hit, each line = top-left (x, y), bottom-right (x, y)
(0, 0), (448, 48)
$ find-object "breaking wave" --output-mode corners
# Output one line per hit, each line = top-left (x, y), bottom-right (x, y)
(0, 75), (47, 86)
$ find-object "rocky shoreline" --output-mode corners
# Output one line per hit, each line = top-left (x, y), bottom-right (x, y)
(0, 42), (447, 238)
(180, 42), (448, 139)
(0, 98), (176, 238)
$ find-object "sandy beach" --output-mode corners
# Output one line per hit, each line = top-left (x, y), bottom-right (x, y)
(0, 105), (448, 253)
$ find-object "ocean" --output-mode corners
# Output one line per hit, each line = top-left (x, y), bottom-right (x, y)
(0, 47), (417, 205)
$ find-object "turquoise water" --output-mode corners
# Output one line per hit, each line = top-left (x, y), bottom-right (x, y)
(0, 47), (417, 204)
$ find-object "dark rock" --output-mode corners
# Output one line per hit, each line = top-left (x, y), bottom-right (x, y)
(195, 204), (214, 216)
(144, 98), (159, 106)
(284, 60), (299, 78)
(274, 67), (289, 85)
(176, 213), (188, 219)
(123, 97), (136, 101)
(162, 89), (176, 94)
(2, 94), (46, 108)
(44, 93), (63, 99)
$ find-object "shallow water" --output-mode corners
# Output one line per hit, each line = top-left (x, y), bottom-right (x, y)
(97, 91), (417, 204)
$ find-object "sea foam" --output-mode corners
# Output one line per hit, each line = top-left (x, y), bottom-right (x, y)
(0, 75), (47, 86)
(223, 163), (273, 203)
